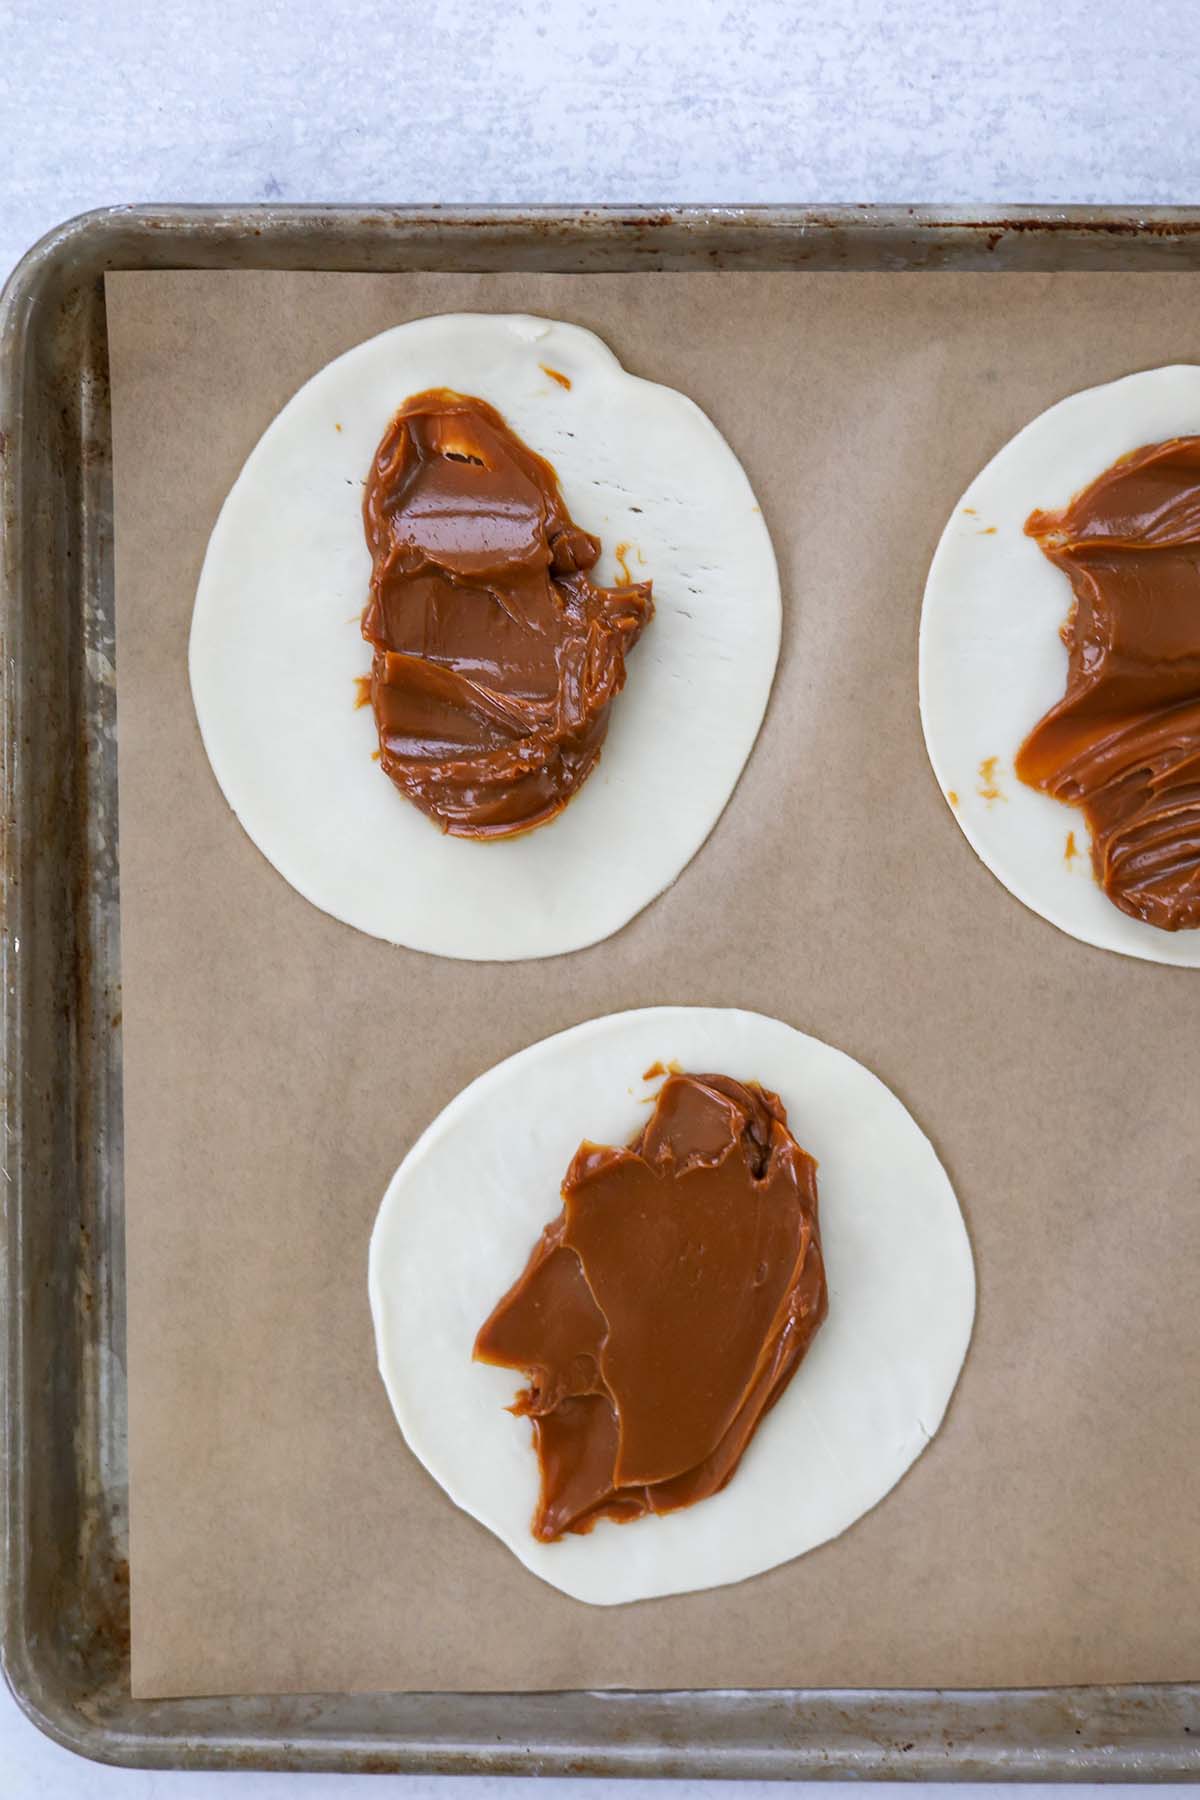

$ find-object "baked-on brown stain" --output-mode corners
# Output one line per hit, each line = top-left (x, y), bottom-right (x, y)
(1016, 437), (1200, 929)
(474, 1071), (827, 1542)
(541, 364), (572, 390)
(361, 389), (652, 838)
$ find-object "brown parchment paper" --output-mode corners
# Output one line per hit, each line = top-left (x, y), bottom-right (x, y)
(107, 269), (1200, 1701)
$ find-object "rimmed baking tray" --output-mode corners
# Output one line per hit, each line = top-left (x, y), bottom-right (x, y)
(2, 203), (1198, 1778)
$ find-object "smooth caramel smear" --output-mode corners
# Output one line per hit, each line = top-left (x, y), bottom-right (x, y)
(361, 389), (652, 839)
(1016, 437), (1200, 929)
(474, 1072), (827, 1542)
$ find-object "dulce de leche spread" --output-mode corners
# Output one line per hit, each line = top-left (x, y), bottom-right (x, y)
(1016, 437), (1200, 929)
(361, 390), (653, 838)
(474, 1072), (828, 1541)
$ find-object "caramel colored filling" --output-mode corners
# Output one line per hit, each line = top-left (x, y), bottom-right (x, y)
(362, 390), (652, 839)
(475, 1072), (827, 1541)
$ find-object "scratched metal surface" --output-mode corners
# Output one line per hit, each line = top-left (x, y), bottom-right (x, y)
(1, 205), (1198, 1778)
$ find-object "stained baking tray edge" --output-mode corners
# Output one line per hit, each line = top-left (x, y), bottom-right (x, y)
(2, 202), (1198, 1778)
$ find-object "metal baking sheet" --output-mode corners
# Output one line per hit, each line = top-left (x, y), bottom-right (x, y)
(2, 203), (1198, 1779)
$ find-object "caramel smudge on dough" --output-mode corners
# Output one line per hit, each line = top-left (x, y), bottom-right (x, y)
(642, 1059), (683, 1081)
(977, 756), (1006, 803)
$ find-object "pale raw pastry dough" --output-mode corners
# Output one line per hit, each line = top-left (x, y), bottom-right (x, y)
(190, 314), (780, 960)
(920, 365), (1200, 966)
(369, 1007), (975, 1606)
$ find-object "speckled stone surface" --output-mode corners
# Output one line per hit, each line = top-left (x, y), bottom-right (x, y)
(4, 0), (1200, 282)
(1, 0), (1197, 1792)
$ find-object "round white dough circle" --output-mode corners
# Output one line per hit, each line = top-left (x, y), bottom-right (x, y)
(190, 314), (780, 960)
(919, 364), (1200, 966)
(368, 1006), (975, 1606)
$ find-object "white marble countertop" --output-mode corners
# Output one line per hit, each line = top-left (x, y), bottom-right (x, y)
(2, 0), (1196, 1791)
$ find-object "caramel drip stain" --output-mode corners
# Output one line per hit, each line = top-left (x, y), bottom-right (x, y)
(613, 543), (645, 586)
(335, 422), (343, 432)
(962, 506), (977, 516)
(541, 364), (572, 390)
(641, 1058), (682, 1082)
(353, 674), (372, 710)
(1065, 829), (1079, 863)
(474, 1072), (827, 1542)
(977, 525), (997, 535)
(977, 756), (1006, 803)
(947, 789), (960, 808)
